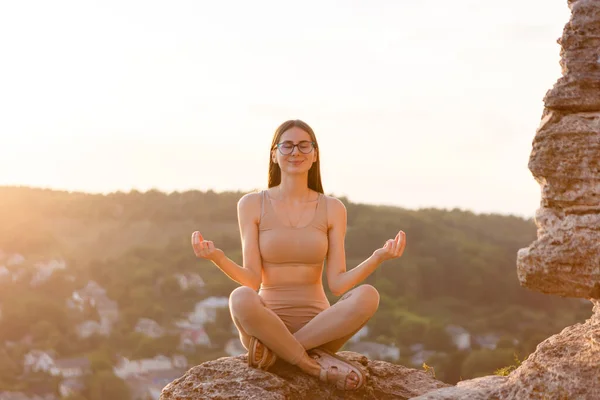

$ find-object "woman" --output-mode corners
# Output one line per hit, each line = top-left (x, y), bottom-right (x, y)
(191, 119), (406, 391)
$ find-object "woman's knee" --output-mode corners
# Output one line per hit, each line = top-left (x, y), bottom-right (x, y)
(353, 284), (380, 316)
(229, 286), (261, 316)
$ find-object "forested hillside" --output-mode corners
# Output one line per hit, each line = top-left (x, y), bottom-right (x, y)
(0, 186), (591, 398)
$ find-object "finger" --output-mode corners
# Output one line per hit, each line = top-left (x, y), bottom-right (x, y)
(192, 231), (200, 245)
(394, 231), (402, 245)
(197, 232), (204, 242)
(207, 241), (215, 252)
(201, 241), (208, 251)
(390, 240), (397, 254)
(399, 231), (406, 249)
(385, 239), (394, 252)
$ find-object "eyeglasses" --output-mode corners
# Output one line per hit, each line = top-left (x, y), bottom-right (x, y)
(275, 140), (315, 155)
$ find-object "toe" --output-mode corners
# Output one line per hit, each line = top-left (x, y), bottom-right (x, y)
(347, 371), (358, 389)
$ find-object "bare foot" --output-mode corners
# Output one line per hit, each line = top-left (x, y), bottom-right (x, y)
(298, 351), (362, 390)
(324, 365), (360, 389)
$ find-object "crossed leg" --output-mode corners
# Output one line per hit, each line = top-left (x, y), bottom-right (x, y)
(229, 284), (380, 388)
(293, 284), (380, 352)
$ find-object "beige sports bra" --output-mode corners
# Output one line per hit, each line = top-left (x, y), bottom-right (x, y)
(258, 190), (329, 268)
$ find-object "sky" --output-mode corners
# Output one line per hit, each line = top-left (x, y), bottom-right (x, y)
(0, 0), (571, 218)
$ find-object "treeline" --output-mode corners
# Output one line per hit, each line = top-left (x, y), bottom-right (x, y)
(0, 186), (592, 390)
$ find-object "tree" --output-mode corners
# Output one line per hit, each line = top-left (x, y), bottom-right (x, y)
(87, 371), (131, 400)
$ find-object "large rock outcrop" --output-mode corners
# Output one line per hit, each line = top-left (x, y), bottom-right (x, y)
(417, 0), (600, 398)
(159, 351), (449, 400)
(516, 0), (600, 298)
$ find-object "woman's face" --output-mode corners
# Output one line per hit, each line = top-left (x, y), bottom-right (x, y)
(272, 126), (317, 176)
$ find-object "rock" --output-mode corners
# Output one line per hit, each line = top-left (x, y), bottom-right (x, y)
(516, 0), (600, 299)
(159, 351), (450, 400)
(417, 2), (600, 398)
(413, 300), (600, 399)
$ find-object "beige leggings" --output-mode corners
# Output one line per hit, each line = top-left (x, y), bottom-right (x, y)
(229, 283), (380, 365)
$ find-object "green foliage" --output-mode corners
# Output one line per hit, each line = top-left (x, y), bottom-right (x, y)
(0, 186), (592, 392)
(461, 349), (515, 378)
(494, 352), (522, 376)
(85, 371), (131, 400)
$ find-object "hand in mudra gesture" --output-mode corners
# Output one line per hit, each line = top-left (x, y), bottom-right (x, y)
(373, 231), (406, 262)
(191, 231), (224, 262)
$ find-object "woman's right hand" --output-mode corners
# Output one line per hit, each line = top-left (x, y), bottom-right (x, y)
(191, 231), (224, 262)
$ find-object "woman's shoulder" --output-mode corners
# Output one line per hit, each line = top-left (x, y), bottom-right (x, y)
(321, 193), (345, 206)
(322, 194), (347, 215)
(237, 190), (264, 214)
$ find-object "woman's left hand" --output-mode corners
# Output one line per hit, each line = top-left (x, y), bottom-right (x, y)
(373, 230), (406, 262)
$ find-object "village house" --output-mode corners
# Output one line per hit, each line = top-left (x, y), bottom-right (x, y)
(23, 350), (55, 374)
(135, 318), (165, 338)
(126, 369), (185, 400)
(0, 392), (57, 400)
(71, 281), (119, 338)
(348, 326), (370, 343)
(187, 296), (229, 325)
(409, 343), (437, 366)
(58, 378), (85, 398)
(174, 272), (205, 291)
(113, 355), (187, 380)
(346, 341), (400, 361)
(49, 357), (91, 378)
(474, 333), (501, 350)
(445, 324), (471, 350)
(76, 320), (104, 338)
(30, 259), (66, 287)
(224, 338), (246, 357)
(95, 296), (120, 323)
(6, 254), (25, 266)
(177, 325), (211, 351)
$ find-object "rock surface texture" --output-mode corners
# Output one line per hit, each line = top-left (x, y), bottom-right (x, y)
(516, 0), (600, 299)
(413, 300), (600, 399)
(159, 351), (450, 400)
(419, 1), (600, 398)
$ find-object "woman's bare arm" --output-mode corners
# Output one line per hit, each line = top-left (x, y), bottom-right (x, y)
(325, 197), (406, 296)
(191, 192), (262, 290)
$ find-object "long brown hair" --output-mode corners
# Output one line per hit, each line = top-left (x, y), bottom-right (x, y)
(268, 119), (324, 194)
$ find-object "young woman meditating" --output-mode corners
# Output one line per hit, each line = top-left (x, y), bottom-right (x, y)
(191, 119), (406, 391)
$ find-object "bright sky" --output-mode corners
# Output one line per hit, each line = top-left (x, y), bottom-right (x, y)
(0, 0), (570, 217)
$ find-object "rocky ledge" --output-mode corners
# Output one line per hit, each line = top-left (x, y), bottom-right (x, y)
(159, 351), (450, 400)
(413, 300), (600, 399)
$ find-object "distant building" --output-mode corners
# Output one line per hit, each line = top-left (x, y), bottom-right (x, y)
(114, 355), (187, 380)
(445, 325), (471, 350)
(30, 259), (66, 286)
(76, 320), (104, 338)
(0, 266), (10, 280)
(348, 326), (369, 343)
(125, 369), (185, 400)
(178, 326), (211, 351)
(23, 350), (55, 374)
(6, 254), (25, 266)
(49, 357), (91, 378)
(410, 349), (437, 366)
(174, 273), (205, 291)
(135, 318), (165, 338)
(474, 333), (501, 350)
(187, 297), (229, 325)
(58, 378), (85, 398)
(345, 341), (400, 361)
(0, 392), (57, 400)
(224, 338), (246, 357)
